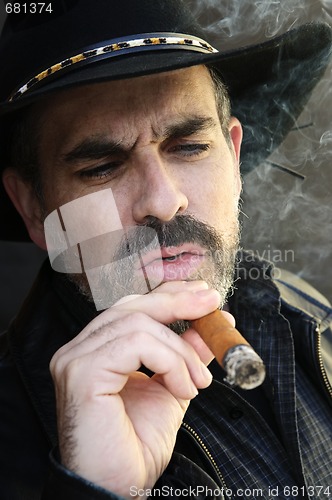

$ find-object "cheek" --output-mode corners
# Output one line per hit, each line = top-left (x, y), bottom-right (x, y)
(41, 178), (77, 214)
(41, 167), (101, 215)
(106, 179), (139, 227)
(186, 164), (239, 225)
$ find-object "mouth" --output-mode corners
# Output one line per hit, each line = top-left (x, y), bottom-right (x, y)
(136, 244), (207, 283)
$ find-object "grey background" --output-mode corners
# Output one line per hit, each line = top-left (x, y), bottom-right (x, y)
(0, 0), (331, 330)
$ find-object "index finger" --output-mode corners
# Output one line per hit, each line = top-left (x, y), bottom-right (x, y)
(81, 287), (221, 338)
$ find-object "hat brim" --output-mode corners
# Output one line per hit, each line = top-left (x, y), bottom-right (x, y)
(1, 22), (331, 240)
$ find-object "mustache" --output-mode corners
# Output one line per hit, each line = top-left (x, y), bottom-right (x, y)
(120, 214), (225, 260)
(69, 213), (239, 313)
(145, 214), (223, 247)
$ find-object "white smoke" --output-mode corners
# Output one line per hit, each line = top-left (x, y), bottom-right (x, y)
(190, 0), (332, 46)
(189, 0), (332, 301)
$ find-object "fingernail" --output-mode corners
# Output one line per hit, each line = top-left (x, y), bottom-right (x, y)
(189, 380), (199, 397)
(200, 362), (213, 382)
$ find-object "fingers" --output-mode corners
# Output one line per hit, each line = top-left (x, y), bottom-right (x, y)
(56, 331), (208, 401)
(55, 282), (220, 356)
(181, 328), (215, 366)
(114, 280), (209, 305)
(51, 311), (213, 397)
(95, 284), (221, 331)
(50, 281), (223, 406)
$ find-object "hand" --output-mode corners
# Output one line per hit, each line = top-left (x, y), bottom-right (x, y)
(49, 281), (225, 498)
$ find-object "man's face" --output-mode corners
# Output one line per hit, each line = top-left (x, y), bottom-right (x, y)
(12, 65), (243, 312)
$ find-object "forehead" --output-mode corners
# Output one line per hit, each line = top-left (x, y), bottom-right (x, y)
(34, 65), (220, 163)
(38, 66), (216, 126)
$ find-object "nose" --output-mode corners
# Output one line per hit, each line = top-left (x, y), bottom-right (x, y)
(132, 151), (189, 223)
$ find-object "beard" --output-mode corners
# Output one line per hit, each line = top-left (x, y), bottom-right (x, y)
(67, 213), (240, 334)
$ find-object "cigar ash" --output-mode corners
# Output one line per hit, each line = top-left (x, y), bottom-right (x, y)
(223, 344), (266, 390)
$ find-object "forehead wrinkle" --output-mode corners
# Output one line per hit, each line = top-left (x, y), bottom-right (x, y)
(56, 114), (219, 166)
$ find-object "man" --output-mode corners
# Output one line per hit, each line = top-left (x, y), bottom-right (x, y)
(0, 1), (331, 499)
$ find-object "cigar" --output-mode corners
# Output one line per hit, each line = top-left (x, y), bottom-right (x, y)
(191, 310), (266, 390)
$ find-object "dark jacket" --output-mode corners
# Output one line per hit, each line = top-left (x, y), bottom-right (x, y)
(0, 256), (331, 500)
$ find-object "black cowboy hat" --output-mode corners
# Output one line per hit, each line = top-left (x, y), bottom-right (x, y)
(0, 0), (331, 241)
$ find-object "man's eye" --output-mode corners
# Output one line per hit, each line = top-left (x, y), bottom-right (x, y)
(170, 143), (210, 156)
(79, 162), (122, 179)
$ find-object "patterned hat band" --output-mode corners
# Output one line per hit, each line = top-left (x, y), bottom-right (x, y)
(9, 32), (218, 102)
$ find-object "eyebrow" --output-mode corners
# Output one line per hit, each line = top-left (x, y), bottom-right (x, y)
(61, 116), (217, 164)
(162, 116), (217, 141)
(61, 137), (125, 163)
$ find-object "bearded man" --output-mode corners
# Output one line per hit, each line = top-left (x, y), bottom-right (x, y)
(0, 1), (331, 499)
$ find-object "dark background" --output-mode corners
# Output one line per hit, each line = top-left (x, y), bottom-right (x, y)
(1, 0), (331, 330)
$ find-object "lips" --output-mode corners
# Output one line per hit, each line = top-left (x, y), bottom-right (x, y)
(137, 244), (207, 283)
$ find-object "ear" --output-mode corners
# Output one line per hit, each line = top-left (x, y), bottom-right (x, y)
(228, 116), (243, 197)
(2, 168), (47, 249)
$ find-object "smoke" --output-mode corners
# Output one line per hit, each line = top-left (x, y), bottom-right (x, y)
(190, 0), (332, 46)
(189, 0), (332, 301)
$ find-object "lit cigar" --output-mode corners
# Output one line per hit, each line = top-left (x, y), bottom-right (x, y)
(191, 310), (266, 390)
